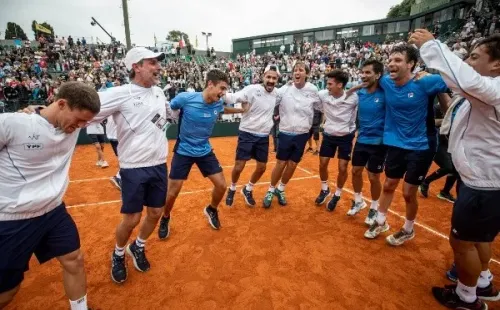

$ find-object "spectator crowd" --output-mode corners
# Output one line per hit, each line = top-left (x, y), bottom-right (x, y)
(0, 2), (498, 114)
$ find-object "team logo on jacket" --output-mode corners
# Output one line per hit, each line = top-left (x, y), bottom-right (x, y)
(408, 93), (414, 98)
(24, 143), (43, 150)
(133, 96), (143, 107)
(374, 98), (380, 103)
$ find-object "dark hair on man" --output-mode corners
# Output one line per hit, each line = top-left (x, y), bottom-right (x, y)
(475, 34), (500, 61)
(55, 81), (101, 114)
(362, 59), (384, 75)
(390, 44), (419, 71)
(293, 61), (310, 74)
(326, 69), (349, 88)
(205, 69), (229, 88)
(128, 59), (144, 79)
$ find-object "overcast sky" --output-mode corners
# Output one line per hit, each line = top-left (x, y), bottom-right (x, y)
(1, 0), (402, 51)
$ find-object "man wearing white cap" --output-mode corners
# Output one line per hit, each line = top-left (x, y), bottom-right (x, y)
(223, 65), (280, 207)
(88, 47), (171, 284)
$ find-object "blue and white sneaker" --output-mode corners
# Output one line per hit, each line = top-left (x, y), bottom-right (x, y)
(110, 176), (122, 191)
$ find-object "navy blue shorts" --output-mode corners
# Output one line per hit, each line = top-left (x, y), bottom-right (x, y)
(276, 132), (310, 163)
(88, 134), (106, 144)
(110, 139), (119, 157)
(120, 163), (167, 214)
(384, 146), (435, 186)
(319, 132), (355, 160)
(0, 203), (80, 293)
(352, 142), (387, 173)
(169, 151), (223, 180)
(236, 131), (269, 163)
(451, 182), (500, 243)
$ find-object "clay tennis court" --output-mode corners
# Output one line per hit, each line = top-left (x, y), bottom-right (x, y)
(7, 136), (500, 310)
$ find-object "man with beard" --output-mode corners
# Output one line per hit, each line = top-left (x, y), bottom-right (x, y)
(348, 59), (386, 225)
(157, 69), (246, 239)
(263, 61), (322, 209)
(314, 69), (359, 212)
(363, 44), (449, 246)
(223, 65), (280, 207)
(411, 30), (500, 310)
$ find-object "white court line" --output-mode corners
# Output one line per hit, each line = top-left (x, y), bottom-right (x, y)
(66, 175), (319, 209)
(296, 165), (314, 175)
(67, 169), (500, 266)
(67, 200), (121, 209)
(68, 161), (277, 184)
(329, 181), (500, 266)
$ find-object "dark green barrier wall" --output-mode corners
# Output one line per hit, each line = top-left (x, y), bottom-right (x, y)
(77, 122), (241, 145)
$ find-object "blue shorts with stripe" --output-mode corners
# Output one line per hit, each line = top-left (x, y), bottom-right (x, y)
(0, 203), (80, 293)
(120, 163), (168, 214)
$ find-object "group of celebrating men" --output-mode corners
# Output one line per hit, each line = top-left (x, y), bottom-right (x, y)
(0, 28), (499, 310)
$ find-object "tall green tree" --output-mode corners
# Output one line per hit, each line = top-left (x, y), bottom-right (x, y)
(4, 22), (28, 40)
(387, 0), (416, 18)
(31, 20), (54, 38)
(166, 30), (191, 48)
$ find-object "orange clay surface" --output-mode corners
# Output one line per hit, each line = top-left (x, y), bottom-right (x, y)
(7, 137), (500, 310)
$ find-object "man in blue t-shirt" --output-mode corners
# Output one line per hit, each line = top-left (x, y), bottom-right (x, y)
(158, 70), (246, 238)
(349, 59), (387, 226)
(364, 44), (449, 246)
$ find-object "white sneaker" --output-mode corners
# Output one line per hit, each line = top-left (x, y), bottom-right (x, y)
(346, 200), (367, 216)
(96, 160), (102, 166)
(100, 161), (109, 168)
(364, 209), (378, 226)
(364, 221), (390, 239)
(386, 228), (415, 246)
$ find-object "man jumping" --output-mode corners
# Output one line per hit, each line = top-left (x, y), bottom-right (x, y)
(158, 69), (246, 239)
(262, 61), (322, 209)
(224, 65), (280, 207)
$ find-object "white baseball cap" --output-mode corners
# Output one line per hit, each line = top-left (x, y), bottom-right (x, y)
(124, 47), (165, 71)
(264, 64), (281, 76)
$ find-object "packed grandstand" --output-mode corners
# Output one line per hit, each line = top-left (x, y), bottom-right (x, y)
(0, 2), (498, 114)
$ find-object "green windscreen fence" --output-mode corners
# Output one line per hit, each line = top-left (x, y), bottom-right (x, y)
(77, 122), (241, 145)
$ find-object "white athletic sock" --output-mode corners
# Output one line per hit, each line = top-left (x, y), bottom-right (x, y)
(135, 237), (146, 248)
(334, 188), (342, 197)
(403, 219), (414, 233)
(482, 269), (493, 282)
(114, 245), (125, 257)
(268, 186), (275, 193)
(354, 192), (362, 203)
(321, 181), (328, 191)
(370, 200), (379, 210)
(376, 212), (386, 226)
(478, 270), (492, 288)
(246, 182), (254, 191)
(69, 295), (88, 310)
(230, 183), (237, 191)
(277, 182), (286, 191)
(456, 281), (477, 303)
